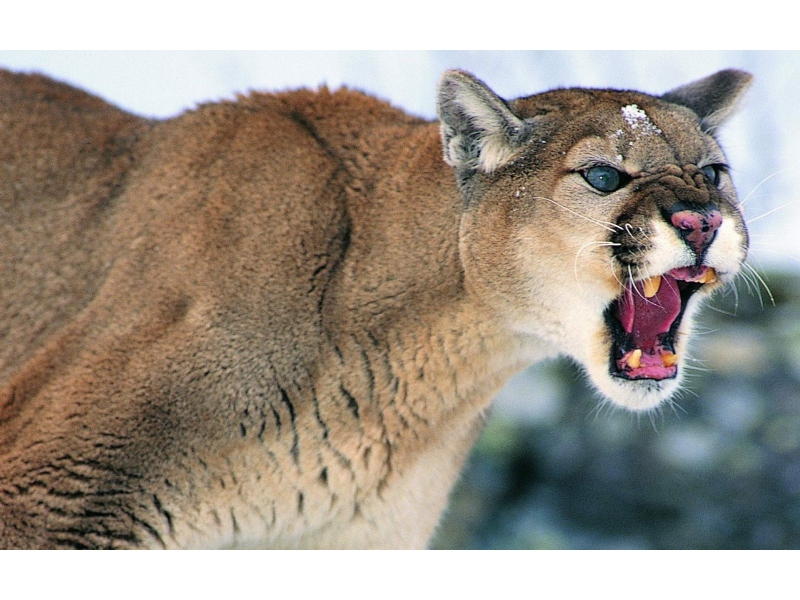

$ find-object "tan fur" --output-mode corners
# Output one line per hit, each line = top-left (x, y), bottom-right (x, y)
(0, 68), (750, 548)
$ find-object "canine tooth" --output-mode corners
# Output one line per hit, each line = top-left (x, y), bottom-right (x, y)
(699, 268), (718, 284)
(643, 275), (662, 298)
(627, 349), (643, 369)
(661, 353), (678, 367)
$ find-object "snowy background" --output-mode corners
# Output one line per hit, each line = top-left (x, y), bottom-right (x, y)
(2, 50), (799, 549)
(1, 51), (797, 270)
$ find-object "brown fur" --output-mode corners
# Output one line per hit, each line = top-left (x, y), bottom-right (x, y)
(0, 68), (750, 548)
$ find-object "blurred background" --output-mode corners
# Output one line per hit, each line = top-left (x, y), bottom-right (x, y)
(1, 50), (798, 549)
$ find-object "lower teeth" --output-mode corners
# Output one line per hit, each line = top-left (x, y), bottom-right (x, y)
(661, 353), (678, 367)
(627, 349), (642, 369)
(625, 350), (679, 369)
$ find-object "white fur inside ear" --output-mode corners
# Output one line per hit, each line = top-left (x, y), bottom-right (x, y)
(477, 134), (519, 173)
(444, 129), (518, 174)
(457, 93), (519, 173)
(438, 70), (526, 174)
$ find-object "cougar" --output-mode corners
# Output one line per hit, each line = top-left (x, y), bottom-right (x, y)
(0, 67), (751, 548)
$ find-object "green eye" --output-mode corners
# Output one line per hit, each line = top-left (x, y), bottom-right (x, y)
(701, 164), (720, 186)
(583, 166), (625, 192)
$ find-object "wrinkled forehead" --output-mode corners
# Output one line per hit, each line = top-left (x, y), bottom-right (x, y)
(515, 90), (727, 172)
(576, 101), (726, 174)
(609, 100), (724, 169)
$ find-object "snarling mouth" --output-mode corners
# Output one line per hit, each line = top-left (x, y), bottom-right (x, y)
(605, 266), (718, 381)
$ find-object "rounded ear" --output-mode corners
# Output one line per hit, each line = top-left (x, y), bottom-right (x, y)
(436, 70), (533, 174)
(661, 69), (753, 133)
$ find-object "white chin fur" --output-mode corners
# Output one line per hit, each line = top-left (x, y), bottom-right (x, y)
(588, 368), (682, 412)
(580, 296), (703, 412)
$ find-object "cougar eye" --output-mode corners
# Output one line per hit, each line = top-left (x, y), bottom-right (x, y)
(583, 166), (626, 193)
(701, 164), (721, 186)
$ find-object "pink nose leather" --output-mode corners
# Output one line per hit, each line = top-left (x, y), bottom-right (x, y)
(670, 208), (723, 256)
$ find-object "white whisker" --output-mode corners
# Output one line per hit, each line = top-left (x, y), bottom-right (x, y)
(749, 234), (800, 241)
(744, 199), (800, 225)
(704, 304), (739, 317)
(747, 246), (800, 266)
(742, 262), (776, 307)
(675, 383), (694, 403)
(682, 358), (711, 371)
(573, 241), (620, 282)
(736, 168), (792, 210)
(609, 256), (626, 290)
(627, 265), (643, 300)
(664, 396), (688, 418)
(736, 266), (760, 300)
(729, 274), (742, 312)
(683, 355), (711, 367)
(646, 409), (660, 432)
(688, 325), (720, 337)
(533, 195), (623, 232)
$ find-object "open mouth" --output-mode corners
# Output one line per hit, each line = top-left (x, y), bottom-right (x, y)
(605, 266), (718, 381)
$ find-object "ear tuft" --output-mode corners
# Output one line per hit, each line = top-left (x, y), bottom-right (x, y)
(661, 69), (753, 133)
(436, 70), (531, 174)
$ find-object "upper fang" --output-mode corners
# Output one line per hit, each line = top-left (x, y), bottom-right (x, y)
(643, 275), (662, 298)
(699, 268), (718, 284)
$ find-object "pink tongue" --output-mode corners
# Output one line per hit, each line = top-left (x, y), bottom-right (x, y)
(616, 276), (681, 347)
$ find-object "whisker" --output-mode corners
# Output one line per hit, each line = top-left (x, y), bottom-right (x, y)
(747, 246), (800, 266)
(744, 199), (800, 225)
(704, 304), (740, 317)
(688, 325), (721, 337)
(736, 267), (761, 303)
(533, 195), (623, 232)
(627, 265), (647, 301)
(681, 360), (712, 373)
(736, 168), (792, 210)
(664, 396), (688, 418)
(749, 235), (800, 242)
(625, 263), (662, 306)
(646, 409), (660, 433)
(609, 256), (625, 290)
(573, 241), (620, 282)
(676, 378), (695, 399)
(587, 392), (625, 423)
(683, 355), (711, 367)
(729, 274), (741, 312)
(742, 262), (776, 307)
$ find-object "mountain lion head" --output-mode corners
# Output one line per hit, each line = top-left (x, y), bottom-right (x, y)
(438, 69), (751, 411)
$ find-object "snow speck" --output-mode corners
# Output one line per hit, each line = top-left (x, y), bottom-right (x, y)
(621, 104), (662, 136)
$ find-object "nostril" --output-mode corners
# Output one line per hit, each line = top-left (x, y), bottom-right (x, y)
(667, 206), (723, 257)
(670, 210), (722, 234)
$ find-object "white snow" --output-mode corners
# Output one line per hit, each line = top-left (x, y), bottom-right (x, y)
(621, 104), (662, 136)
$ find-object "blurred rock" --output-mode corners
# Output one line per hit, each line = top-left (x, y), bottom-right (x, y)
(431, 269), (800, 549)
